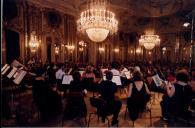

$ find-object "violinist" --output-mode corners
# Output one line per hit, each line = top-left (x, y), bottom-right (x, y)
(160, 69), (192, 121)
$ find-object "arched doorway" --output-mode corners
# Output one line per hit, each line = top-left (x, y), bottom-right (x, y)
(5, 29), (20, 64)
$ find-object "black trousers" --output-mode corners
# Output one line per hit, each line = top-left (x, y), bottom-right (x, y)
(102, 100), (122, 121)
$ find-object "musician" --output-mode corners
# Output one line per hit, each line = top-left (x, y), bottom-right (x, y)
(11, 58), (24, 68)
(161, 69), (192, 121)
(120, 65), (128, 78)
(98, 71), (122, 126)
(126, 70), (151, 121)
(82, 65), (95, 80)
(47, 63), (57, 84)
(69, 71), (85, 93)
(55, 64), (65, 90)
(110, 62), (120, 76)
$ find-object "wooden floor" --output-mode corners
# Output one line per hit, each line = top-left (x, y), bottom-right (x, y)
(1, 87), (195, 127)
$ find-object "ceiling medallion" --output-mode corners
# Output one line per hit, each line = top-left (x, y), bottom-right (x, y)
(77, 0), (118, 42)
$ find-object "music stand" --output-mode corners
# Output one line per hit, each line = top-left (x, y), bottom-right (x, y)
(11, 70), (27, 118)
(151, 74), (162, 104)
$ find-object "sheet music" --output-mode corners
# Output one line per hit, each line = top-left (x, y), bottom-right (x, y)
(152, 74), (162, 87)
(2, 66), (10, 75)
(13, 72), (19, 78)
(62, 75), (73, 84)
(112, 76), (122, 86)
(102, 75), (122, 86)
(1, 64), (8, 72)
(13, 70), (27, 85)
(7, 67), (18, 79)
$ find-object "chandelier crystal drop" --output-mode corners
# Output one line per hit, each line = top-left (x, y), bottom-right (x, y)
(139, 29), (160, 50)
(77, 0), (118, 42)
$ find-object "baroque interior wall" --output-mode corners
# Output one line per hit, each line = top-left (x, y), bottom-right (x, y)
(2, 0), (193, 65)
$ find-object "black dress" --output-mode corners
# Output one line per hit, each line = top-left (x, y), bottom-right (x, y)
(170, 83), (192, 118)
(127, 82), (150, 121)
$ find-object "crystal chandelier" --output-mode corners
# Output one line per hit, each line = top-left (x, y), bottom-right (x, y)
(29, 31), (39, 52)
(77, 0), (118, 42)
(139, 29), (160, 50)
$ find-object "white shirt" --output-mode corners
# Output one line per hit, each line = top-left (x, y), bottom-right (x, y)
(55, 69), (65, 80)
(110, 68), (120, 76)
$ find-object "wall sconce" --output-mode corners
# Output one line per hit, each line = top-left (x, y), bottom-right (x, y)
(66, 45), (75, 51)
(130, 50), (133, 54)
(148, 51), (152, 55)
(162, 47), (166, 54)
(114, 48), (119, 53)
(136, 48), (141, 54)
(29, 31), (39, 53)
(55, 46), (59, 54)
(79, 47), (84, 52)
(79, 40), (87, 47)
(99, 47), (105, 52)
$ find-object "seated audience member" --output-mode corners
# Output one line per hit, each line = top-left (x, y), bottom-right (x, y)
(161, 69), (192, 121)
(126, 71), (151, 121)
(98, 71), (122, 126)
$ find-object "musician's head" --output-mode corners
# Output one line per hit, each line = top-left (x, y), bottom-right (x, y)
(106, 71), (113, 81)
(133, 71), (143, 81)
(176, 69), (189, 83)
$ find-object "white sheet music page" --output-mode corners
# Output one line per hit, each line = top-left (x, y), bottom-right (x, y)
(13, 70), (27, 85)
(152, 74), (162, 87)
(1, 64), (8, 72)
(112, 76), (122, 86)
(2, 66), (10, 75)
(62, 75), (73, 84)
(7, 67), (18, 79)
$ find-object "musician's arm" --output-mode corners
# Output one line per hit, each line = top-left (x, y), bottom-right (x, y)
(127, 84), (133, 97)
(144, 83), (151, 95)
(166, 83), (175, 97)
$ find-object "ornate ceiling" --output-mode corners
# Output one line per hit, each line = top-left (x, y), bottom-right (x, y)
(28, 0), (195, 35)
